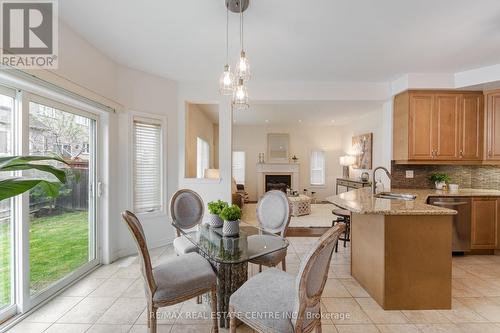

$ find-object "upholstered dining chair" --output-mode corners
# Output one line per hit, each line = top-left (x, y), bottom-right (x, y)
(229, 223), (345, 333)
(170, 189), (204, 256)
(122, 211), (218, 333)
(250, 190), (292, 272)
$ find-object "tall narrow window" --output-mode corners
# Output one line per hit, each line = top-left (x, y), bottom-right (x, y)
(133, 118), (162, 213)
(232, 151), (246, 185)
(310, 150), (326, 186)
(196, 137), (209, 178)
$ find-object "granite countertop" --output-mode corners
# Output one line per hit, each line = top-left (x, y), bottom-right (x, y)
(325, 187), (500, 216)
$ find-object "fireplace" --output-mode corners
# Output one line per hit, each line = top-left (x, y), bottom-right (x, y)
(265, 174), (291, 193)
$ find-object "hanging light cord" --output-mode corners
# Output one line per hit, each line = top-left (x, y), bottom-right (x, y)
(225, 5), (229, 64)
(240, 1), (244, 51)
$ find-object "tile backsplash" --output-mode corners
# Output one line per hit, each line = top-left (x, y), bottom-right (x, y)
(391, 161), (500, 189)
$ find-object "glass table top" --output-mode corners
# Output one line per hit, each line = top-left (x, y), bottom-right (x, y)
(172, 222), (289, 264)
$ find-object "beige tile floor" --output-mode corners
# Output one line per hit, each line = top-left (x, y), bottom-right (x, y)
(5, 238), (500, 333)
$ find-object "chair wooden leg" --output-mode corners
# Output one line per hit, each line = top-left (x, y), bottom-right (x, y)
(281, 257), (286, 271)
(210, 287), (218, 333)
(229, 306), (237, 333)
(149, 305), (157, 333)
(315, 321), (322, 333)
(258, 264), (262, 273)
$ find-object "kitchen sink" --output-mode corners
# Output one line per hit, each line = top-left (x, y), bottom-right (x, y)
(374, 192), (417, 201)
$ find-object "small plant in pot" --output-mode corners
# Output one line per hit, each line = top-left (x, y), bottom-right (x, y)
(207, 200), (228, 228)
(220, 204), (242, 237)
(430, 173), (450, 190)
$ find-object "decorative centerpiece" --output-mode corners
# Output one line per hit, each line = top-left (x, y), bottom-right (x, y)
(220, 204), (242, 237)
(430, 173), (450, 190)
(291, 155), (299, 163)
(207, 200), (228, 228)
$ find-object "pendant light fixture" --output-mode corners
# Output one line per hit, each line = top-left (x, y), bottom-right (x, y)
(219, 5), (234, 95)
(235, 1), (250, 80)
(220, 0), (251, 110)
(233, 77), (249, 110)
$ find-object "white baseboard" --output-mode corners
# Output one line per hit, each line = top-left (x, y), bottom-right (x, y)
(113, 237), (174, 262)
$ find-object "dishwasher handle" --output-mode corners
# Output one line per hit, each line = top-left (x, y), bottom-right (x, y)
(431, 201), (469, 206)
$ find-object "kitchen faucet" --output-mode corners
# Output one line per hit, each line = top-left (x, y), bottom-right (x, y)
(372, 166), (392, 194)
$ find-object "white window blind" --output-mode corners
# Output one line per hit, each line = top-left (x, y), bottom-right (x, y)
(232, 151), (246, 185)
(197, 137), (209, 178)
(133, 118), (162, 213)
(310, 150), (326, 186)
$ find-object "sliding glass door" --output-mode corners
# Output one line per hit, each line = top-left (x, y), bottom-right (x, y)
(0, 86), (100, 320)
(26, 97), (98, 303)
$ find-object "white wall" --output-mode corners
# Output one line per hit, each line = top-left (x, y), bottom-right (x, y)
(340, 104), (392, 188)
(43, 22), (179, 262)
(233, 124), (343, 201)
(114, 67), (178, 258)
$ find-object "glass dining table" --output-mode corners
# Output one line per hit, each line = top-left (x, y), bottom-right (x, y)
(171, 221), (289, 328)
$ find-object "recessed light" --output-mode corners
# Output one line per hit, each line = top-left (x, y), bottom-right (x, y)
(298, 119), (302, 123)
(331, 120), (335, 123)
(265, 119), (269, 123)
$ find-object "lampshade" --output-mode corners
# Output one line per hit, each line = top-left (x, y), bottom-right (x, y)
(204, 169), (220, 179)
(339, 155), (356, 166)
(219, 64), (234, 95)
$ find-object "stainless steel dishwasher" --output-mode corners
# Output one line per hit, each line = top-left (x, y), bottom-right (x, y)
(428, 197), (471, 252)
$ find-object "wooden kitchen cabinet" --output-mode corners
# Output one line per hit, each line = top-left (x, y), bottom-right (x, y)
(471, 198), (498, 249)
(459, 94), (483, 161)
(408, 93), (434, 160)
(485, 90), (500, 161)
(393, 90), (484, 163)
(433, 94), (460, 160)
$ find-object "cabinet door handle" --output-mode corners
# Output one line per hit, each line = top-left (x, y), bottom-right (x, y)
(459, 150), (463, 158)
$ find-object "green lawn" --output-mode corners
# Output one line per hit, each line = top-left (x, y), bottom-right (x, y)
(1, 211), (89, 306)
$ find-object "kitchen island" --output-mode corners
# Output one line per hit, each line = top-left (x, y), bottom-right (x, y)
(326, 188), (457, 310)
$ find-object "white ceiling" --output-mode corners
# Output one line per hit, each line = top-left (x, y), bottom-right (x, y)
(233, 101), (383, 126)
(60, 0), (500, 83)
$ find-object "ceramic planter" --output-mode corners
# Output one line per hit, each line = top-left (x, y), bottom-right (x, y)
(208, 213), (223, 228)
(222, 219), (240, 236)
(435, 181), (446, 190)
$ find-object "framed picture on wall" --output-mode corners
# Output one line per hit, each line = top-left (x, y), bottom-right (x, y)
(352, 133), (373, 169)
(267, 133), (290, 163)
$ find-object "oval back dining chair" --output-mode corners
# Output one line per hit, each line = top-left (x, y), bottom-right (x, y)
(170, 189), (204, 255)
(250, 190), (292, 271)
(122, 210), (218, 333)
(229, 223), (345, 333)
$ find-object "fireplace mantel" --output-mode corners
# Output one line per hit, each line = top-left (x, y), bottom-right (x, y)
(256, 163), (300, 198)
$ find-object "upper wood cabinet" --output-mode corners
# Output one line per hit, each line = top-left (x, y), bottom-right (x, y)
(485, 90), (500, 161)
(393, 90), (484, 163)
(459, 94), (484, 161)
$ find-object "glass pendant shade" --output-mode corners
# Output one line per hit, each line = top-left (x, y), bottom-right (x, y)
(219, 64), (234, 95)
(236, 50), (251, 80)
(232, 78), (249, 110)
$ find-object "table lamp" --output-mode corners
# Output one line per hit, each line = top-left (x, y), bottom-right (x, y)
(339, 155), (355, 178)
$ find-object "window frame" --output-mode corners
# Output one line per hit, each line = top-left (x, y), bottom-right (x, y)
(310, 150), (326, 187)
(130, 111), (167, 217)
(232, 150), (246, 185)
(196, 136), (210, 179)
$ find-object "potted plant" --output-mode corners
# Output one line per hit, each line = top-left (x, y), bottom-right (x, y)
(207, 200), (228, 228)
(430, 173), (450, 190)
(220, 204), (242, 236)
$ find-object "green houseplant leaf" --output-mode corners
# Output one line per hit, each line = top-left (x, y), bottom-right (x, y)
(429, 173), (450, 183)
(207, 200), (229, 215)
(0, 178), (62, 201)
(0, 155), (69, 202)
(220, 204), (242, 222)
